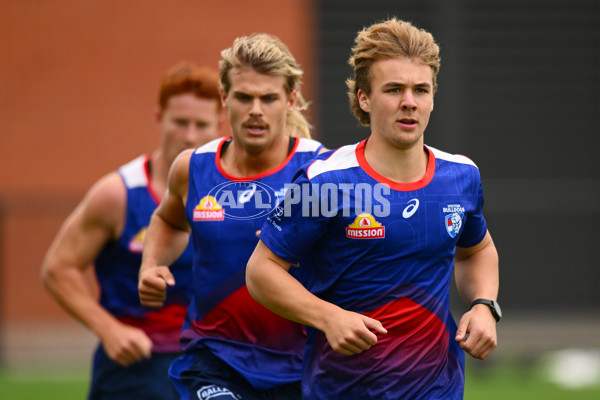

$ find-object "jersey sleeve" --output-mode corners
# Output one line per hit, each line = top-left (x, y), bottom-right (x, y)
(259, 168), (330, 264)
(456, 170), (488, 248)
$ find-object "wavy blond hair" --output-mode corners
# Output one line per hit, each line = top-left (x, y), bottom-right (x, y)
(347, 18), (441, 126)
(220, 33), (311, 138)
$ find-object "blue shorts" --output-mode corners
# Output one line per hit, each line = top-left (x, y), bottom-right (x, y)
(169, 348), (301, 400)
(89, 344), (180, 400)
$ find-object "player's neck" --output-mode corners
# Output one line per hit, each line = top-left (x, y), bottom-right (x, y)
(148, 149), (169, 199)
(221, 135), (291, 177)
(363, 136), (428, 183)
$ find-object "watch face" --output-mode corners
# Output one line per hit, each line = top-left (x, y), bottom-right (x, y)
(492, 301), (502, 320)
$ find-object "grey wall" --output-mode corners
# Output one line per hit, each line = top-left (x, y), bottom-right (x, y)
(316, 0), (600, 314)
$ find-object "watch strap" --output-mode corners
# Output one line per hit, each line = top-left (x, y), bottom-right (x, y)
(470, 298), (501, 322)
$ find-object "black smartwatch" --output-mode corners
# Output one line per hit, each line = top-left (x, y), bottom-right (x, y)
(470, 299), (502, 322)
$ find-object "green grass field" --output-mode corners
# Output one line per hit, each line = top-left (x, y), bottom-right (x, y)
(464, 359), (600, 400)
(0, 368), (89, 400)
(1, 359), (599, 399)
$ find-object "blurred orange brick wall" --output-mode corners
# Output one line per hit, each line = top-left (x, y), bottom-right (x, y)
(0, 0), (316, 324)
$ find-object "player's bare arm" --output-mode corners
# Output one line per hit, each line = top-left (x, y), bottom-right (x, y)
(139, 149), (193, 308)
(454, 230), (499, 359)
(247, 240), (387, 356)
(41, 173), (152, 366)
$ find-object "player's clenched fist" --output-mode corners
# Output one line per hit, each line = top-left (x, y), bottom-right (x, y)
(138, 266), (175, 308)
(322, 309), (387, 356)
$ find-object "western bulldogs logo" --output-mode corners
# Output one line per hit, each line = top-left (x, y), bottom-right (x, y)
(445, 212), (464, 238)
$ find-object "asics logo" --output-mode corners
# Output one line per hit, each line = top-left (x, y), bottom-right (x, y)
(402, 199), (419, 218)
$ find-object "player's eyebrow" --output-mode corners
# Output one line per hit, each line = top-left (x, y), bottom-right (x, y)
(382, 82), (432, 89)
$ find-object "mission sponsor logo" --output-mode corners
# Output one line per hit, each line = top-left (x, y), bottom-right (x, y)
(443, 204), (465, 238)
(346, 214), (385, 239)
(128, 227), (147, 253)
(193, 196), (225, 221)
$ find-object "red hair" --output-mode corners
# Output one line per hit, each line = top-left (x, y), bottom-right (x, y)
(158, 61), (221, 110)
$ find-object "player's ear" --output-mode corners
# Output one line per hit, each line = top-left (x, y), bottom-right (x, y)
(358, 89), (370, 113)
(286, 90), (297, 116)
(220, 87), (228, 109)
(155, 105), (164, 123)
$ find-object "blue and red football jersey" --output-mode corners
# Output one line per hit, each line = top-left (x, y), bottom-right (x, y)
(95, 155), (193, 353)
(183, 136), (323, 389)
(260, 140), (488, 399)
